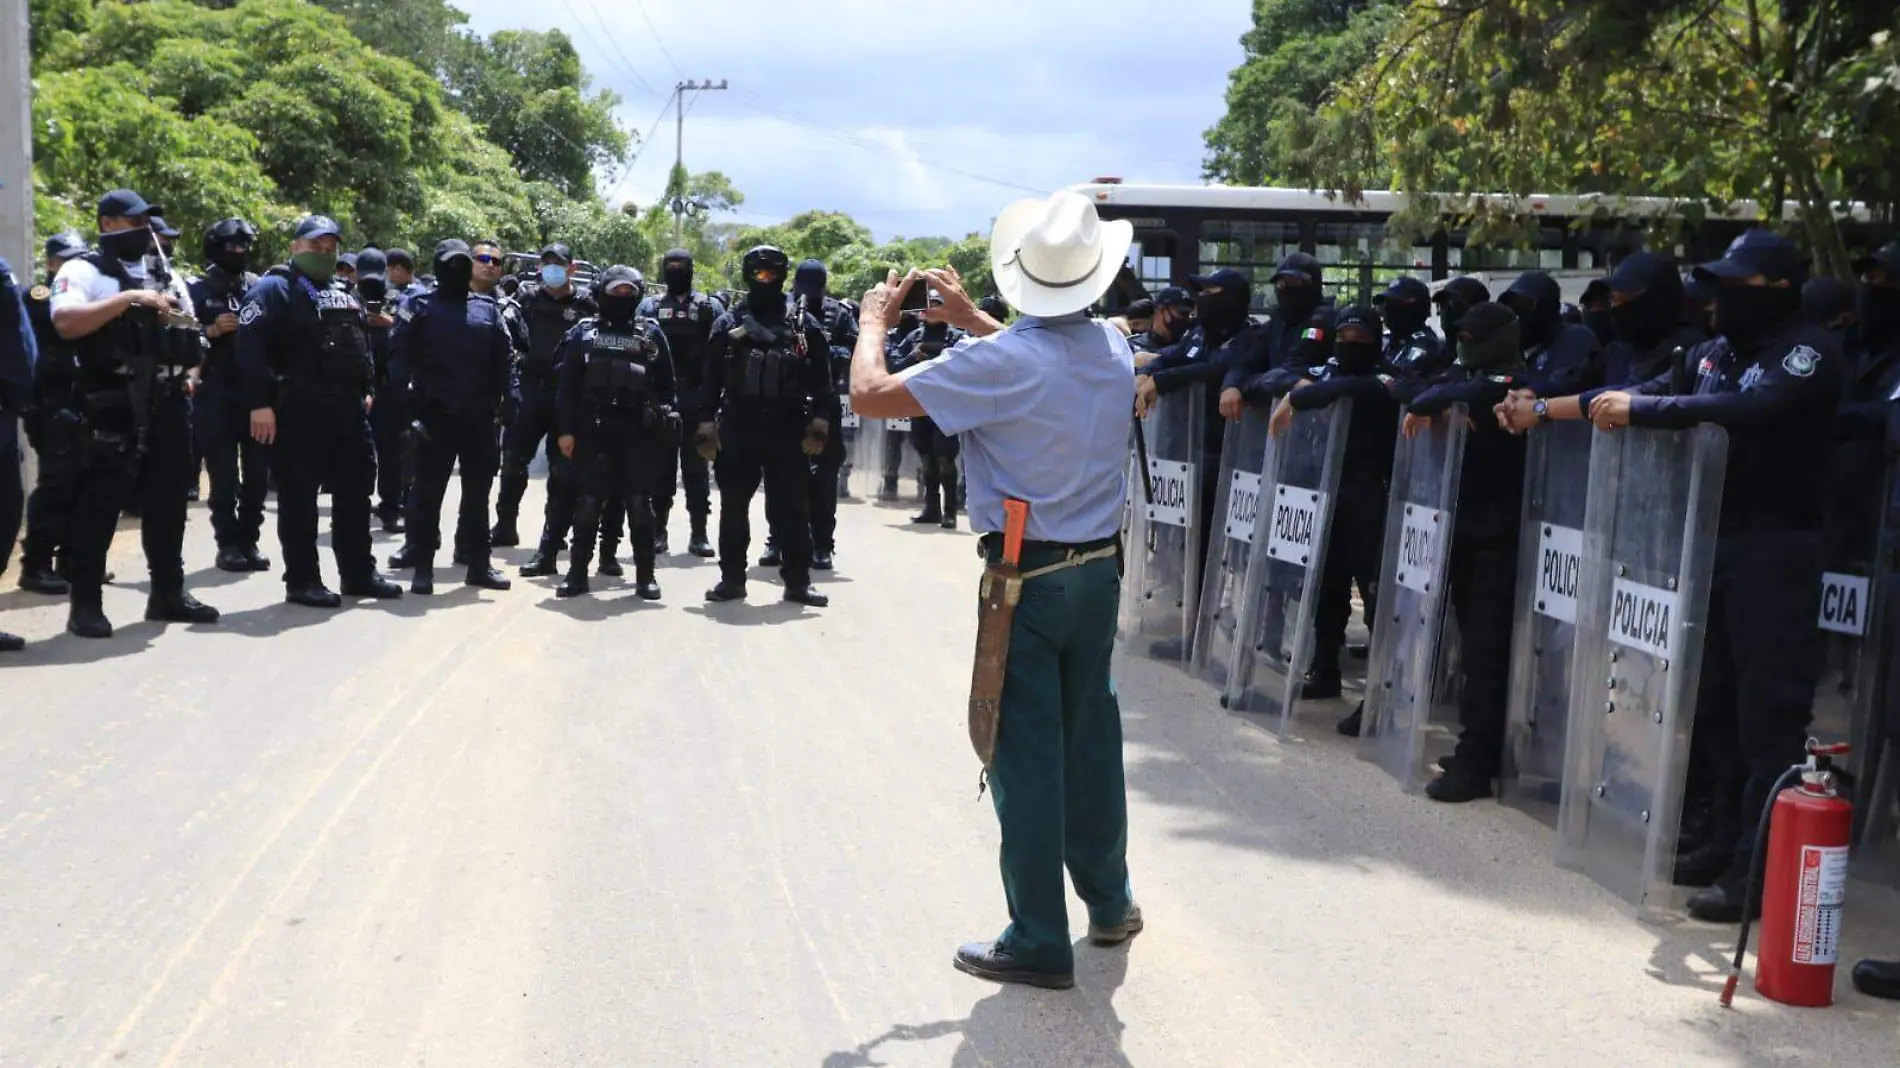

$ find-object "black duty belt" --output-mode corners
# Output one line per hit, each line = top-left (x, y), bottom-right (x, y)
(979, 533), (1118, 559)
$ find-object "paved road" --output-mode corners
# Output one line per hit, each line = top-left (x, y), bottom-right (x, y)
(1, 482), (1896, 1067)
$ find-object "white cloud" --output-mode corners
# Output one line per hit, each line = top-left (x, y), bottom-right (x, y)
(455, 0), (1250, 236)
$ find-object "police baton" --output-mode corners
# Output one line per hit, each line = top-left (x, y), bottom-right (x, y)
(1132, 411), (1154, 506)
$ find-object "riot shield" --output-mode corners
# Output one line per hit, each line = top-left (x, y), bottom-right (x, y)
(836, 392), (862, 499)
(1852, 466), (1900, 875)
(1218, 401), (1352, 734)
(848, 416), (919, 503)
(1556, 425), (1727, 918)
(1498, 420), (1595, 826)
(1118, 386), (1206, 665)
(1191, 407), (1271, 690)
(1358, 408), (1466, 789)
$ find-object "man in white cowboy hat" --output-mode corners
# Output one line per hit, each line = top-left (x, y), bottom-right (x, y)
(851, 189), (1142, 990)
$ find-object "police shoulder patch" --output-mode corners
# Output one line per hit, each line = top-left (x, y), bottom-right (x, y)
(238, 301), (263, 325)
(29, 285), (49, 301)
(1782, 344), (1820, 378)
(1302, 327), (1326, 342)
(564, 308), (578, 321)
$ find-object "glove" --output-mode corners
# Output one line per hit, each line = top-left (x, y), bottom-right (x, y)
(801, 417), (829, 457)
(662, 407), (683, 445)
(408, 417), (432, 445)
(694, 421), (720, 462)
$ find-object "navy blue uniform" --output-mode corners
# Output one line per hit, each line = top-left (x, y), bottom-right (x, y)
(390, 289), (514, 573)
(553, 316), (675, 583)
(371, 281), (425, 523)
(898, 320), (966, 524)
(1383, 327), (1448, 403)
(0, 258), (34, 585)
(1598, 322), (1847, 859)
(700, 302), (832, 589)
(189, 266), (268, 555)
(1147, 320), (1265, 576)
(808, 297), (858, 555)
(1409, 367), (1532, 777)
(17, 279), (74, 583)
(640, 288), (726, 539)
(237, 266), (380, 592)
(496, 281), (597, 539)
(1289, 360), (1401, 676)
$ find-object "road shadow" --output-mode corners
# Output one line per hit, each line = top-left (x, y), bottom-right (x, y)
(821, 939), (1132, 1068)
(0, 620), (160, 665)
(683, 600), (820, 628)
(533, 591), (665, 622)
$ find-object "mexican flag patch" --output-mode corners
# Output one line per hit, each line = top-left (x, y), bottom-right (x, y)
(1301, 327), (1326, 342)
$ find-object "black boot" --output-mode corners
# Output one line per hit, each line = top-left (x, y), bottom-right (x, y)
(146, 589), (220, 624)
(759, 541), (782, 568)
(939, 462), (959, 529)
(812, 550), (835, 571)
(387, 543), (419, 570)
(1301, 662), (1343, 700)
(243, 545), (273, 572)
(688, 516), (715, 558)
(635, 567), (662, 601)
(555, 570), (590, 598)
(465, 562), (511, 591)
(784, 584), (829, 608)
(340, 573), (404, 599)
(1852, 959), (1900, 1000)
(411, 563), (435, 596)
(286, 583), (343, 608)
(1686, 863), (1758, 924)
(912, 469), (942, 524)
(1336, 701), (1364, 737)
(0, 631), (23, 653)
(18, 564), (68, 596)
(519, 543), (560, 577)
(216, 546), (252, 573)
(652, 508), (671, 555)
(380, 508), (406, 534)
(490, 517), (519, 548)
(597, 544), (624, 577)
(67, 588), (113, 639)
(705, 577), (747, 602)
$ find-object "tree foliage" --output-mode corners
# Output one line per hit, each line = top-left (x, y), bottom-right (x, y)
(1242, 0), (1900, 274)
(442, 28), (629, 199)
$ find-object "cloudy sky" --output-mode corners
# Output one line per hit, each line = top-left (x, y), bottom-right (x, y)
(455, 0), (1251, 241)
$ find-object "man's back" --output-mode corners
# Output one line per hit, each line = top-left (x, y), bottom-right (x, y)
(900, 312), (1132, 543)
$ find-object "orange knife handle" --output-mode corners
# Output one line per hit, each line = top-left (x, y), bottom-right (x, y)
(1002, 499), (1030, 566)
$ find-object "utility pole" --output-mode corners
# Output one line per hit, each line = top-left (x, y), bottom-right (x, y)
(1, 0), (31, 271)
(671, 78), (727, 247)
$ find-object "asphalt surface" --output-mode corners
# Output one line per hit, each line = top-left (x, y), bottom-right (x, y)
(2, 478), (1898, 1067)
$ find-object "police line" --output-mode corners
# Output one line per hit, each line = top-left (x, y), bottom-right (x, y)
(1119, 386), (1900, 919)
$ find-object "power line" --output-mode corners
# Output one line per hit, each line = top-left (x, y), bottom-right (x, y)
(563, 0), (663, 101)
(631, 0), (686, 80)
(600, 95), (679, 205)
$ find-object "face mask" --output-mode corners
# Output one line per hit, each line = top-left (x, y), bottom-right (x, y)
(1456, 323), (1522, 370)
(598, 294), (639, 323)
(1715, 284), (1800, 345)
(1503, 295), (1552, 347)
(100, 227), (153, 263)
(292, 250), (338, 283)
(211, 246), (251, 276)
(1608, 290), (1677, 352)
(1275, 284), (1319, 320)
(1383, 298), (1426, 336)
(541, 264), (568, 288)
(1335, 340), (1380, 374)
(434, 257), (473, 294)
(1583, 309), (1617, 347)
(1437, 307), (1465, 340)
(663, 264), (692, 294)
(1859, 283), (1900, 349)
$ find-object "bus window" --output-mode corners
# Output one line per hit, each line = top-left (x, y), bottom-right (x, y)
(1131, 231), (1176, 294)
(1199, 220), (1299, 312)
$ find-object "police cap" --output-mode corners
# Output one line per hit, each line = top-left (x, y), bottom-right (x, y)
(385, 248), (416, 271)
(539, 242), (574, 265)
(1432, 276), (1492, 307)
(149, 216), (181, 239)
(1154, 286), (1193, 310)
(1695, 229), (1806, 286)
(1187, 267), (1250, 293)
(1855, 239), (1900, 278)
(97, 189), (159, 219)
(44, 231), (89, 262)
(433, 238), (472, 264)
(294, 214), (343, 241)
(355, 247), (388, 281)
(1374, 276), (1430, 307)
(1335, 304), (1384, 339)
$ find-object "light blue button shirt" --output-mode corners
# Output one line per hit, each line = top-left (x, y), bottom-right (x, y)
(899, 312), (1134, 542)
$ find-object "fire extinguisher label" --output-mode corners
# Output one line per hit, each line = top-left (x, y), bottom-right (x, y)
(1793, 844), (1850, 965)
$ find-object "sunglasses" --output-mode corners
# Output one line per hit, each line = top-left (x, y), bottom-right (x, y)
(474, 254), (502, 265)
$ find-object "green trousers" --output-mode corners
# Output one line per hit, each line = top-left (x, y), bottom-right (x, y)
(987, 548), (1133, 973)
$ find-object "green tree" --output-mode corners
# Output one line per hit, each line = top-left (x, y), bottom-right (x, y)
(310, 0), (468, 75)
(443, 29), (630, 199)
(1203, 0), (1402, 185)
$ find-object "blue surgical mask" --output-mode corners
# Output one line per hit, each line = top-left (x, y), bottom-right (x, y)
(540, 264), (568, 288)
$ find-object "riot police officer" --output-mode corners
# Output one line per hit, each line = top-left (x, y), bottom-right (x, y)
(371, 249), (423, 531)
(0, 254), (34, 651)
(1273, 306), (1399, 714)
(1598, 252), (1708, 386)
(48, 189), (220, 636)
(391, 240), (515, 596)
(494, 243), (596, 548)
(16, 231), (88, 596)
(696, 245), (833, 606)
(237, 213), (403, 608)
(552, 266), (676, 599)
(190, 218), (269, 573)
(640, 247), (725, 557)
(1372, 276), (1446, 394)
(1419, 276), (1491, 398)
(1500, 270), (1601, 395)
(897, 297), (964, 528)
(794, 259), (858, 567)
(1581, 231), (1845, 919)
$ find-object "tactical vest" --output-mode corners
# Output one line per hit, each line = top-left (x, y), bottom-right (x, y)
(520, 285), (592, 373)
(197, 266), (255, 371)
(579, 323), (655, 411)
(722, 313), (807, 403)
(72, 253), (151, 381)
(276, 267), (371, 391)
(650, 292), (716, 387)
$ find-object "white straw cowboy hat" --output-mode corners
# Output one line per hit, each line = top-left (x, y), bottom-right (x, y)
(989, 191), (1133, 318)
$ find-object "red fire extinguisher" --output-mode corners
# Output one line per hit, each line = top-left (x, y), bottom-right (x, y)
(1720, 741), (1854, 1009)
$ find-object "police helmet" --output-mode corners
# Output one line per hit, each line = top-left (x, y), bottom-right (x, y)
(593, 264), (646, 302)
(201, 218), (259, 259)
(742, 245), (791, 287)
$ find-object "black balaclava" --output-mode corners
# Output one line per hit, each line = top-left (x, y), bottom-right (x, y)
(434, 239), (474, 299)
(1270, 254), (1324, 324)
(202, 218), (257, 276)
(1455, 302), (1527, 372)
(1860, 279), (1900, 352)
(1803, 276), (1855, 330)
(742, 245), (790, 323)
(1607, 252), (1685, 352)
(663, 248), (694, 296)
(1501, 271), (1563, 349)
(1380, 278), (1431, 337)
(1434, 276), (1490, 342)
(1333, 306), (1384, 374)
(792, 259), (827, 311)
(1194, 281), (1251, 334)
(594, 265), (645, 325)
(1715, 283), (1801, 346)
(99, 223), (154, 264)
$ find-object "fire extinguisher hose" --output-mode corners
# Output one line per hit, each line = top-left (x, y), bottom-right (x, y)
(1720, 763), (1807, 1008)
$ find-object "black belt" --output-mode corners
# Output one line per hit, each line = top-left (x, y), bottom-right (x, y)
(979, 533), (1118, 558)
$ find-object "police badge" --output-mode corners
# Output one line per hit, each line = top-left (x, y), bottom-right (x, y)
(1782, 344), (1819, 377)
(29, 285), (49, 302)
